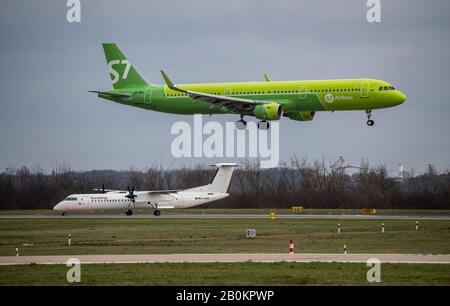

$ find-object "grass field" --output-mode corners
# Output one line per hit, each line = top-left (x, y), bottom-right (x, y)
(0, 262), (449, 285)
(0, 217), (449, 256)
(1, 210), (449, 286)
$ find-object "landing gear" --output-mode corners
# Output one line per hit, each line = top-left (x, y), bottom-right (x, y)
(235, 114), (247, 130)
(153, 210), (161, 216)
(257, 120), (270, 130)
(366, 110), (375, 126)
(125, 209), (133, 216)
(61, 212), (67, 216)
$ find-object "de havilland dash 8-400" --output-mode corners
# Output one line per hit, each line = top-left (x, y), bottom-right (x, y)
(90, 43), (406, 129)
(53, 163), (237, 216)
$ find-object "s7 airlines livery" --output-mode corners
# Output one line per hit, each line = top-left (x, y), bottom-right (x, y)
(91, 43), (406, 129)
(53, 163), (237, 216)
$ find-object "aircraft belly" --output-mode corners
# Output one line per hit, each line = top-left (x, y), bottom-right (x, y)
(148, 97), (226, 115)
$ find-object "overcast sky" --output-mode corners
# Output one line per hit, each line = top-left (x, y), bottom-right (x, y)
(0, 0), (449, 174)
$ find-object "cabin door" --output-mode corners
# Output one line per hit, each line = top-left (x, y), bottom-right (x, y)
(360, 82), (369, 98)
(299, 86), (307, 100)
(145, 88), (152, 103)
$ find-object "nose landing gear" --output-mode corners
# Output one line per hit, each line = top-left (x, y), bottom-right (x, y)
(366, 110), (375, 126)
(125, 209), (133, 216)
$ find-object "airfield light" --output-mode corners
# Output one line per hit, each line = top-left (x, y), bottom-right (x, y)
(338, 223), (341, 234)
(289, 240), (294, 254)
(15, 248), (19, 257)
(344, 245), (347, 255)
(382, 223), (385, 233)
(416, 221), (419, 231)
(68, 234), (71, 246)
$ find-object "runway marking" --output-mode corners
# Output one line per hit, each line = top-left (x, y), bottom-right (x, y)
(0, 214), (449, 220)
(1, 253), (449, 265)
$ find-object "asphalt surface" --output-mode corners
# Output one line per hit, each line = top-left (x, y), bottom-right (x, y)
(1, 253), (449, 265)
(0, 214), (449, 220)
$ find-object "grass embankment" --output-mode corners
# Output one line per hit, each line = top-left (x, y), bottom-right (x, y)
(0, 218), (449, 256)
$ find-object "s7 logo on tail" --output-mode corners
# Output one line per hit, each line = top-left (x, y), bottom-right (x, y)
(108, 60), (131, 84)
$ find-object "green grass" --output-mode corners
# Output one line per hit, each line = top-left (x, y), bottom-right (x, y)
(0, 208), (449, 215)
(1, 218), (449, 256)
(0, 262), (449, 285)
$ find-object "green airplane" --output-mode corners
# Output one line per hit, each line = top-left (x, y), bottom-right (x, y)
(91, 43), (406, 129)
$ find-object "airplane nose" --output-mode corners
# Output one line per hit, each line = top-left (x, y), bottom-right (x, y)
(53, 203), (62, 211)
(391, 91), (407, 106)
(396, 91), (407, 105)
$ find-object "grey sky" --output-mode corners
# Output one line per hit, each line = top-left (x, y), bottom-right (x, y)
(0, 0), (449, 174)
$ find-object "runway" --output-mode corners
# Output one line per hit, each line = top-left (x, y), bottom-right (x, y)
(1, 253), (449, 265)
(1, 214), (449, 220)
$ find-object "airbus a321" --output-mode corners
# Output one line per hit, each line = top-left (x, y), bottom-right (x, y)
(91, 43), (406, 129)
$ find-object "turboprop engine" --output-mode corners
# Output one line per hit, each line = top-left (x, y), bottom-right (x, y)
(253, 103), (283, 121)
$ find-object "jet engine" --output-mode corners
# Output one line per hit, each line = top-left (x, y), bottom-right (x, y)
(286, 111), (316, 121)
(253, 103), (283, 121)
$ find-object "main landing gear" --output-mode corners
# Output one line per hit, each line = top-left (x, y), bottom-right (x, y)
(235, 114), (247, 130)
(125, 209), (133, 216)
(61, 212), (67, 216)
(366, 110), (375, 126)
(151, 203), (161, 216)
(257, 120), (270, 130)
(234, 115), (271, 130)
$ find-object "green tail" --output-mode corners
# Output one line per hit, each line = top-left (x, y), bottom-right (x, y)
(102, 43), (148, 89)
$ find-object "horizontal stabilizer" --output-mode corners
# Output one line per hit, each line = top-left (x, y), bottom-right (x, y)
(88, 90), (132, 100)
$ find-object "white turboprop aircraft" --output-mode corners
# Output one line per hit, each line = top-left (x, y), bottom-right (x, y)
(53, 163), (238, 216)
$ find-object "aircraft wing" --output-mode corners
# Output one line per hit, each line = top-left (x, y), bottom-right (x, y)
(134, 190), (179, 203)
(146, 190), (180, 194)
(92, 188), (124, 193)
(160, 70), (269, 114)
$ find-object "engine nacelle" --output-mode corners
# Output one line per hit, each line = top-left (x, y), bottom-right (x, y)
(286, 111), (316, 121)
(253, 103), (283, 121)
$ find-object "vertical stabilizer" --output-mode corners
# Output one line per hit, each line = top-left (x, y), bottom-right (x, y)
(208, 163), (238, 193)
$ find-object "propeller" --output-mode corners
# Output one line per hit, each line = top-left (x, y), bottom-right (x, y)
(125, 186), (137, 203)
(95, 184), (106, 193)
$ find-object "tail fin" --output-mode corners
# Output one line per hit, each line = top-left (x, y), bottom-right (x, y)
(184, 163), (238, 193)
(208, 163), (238, 193)
(102, 43), (148, 89)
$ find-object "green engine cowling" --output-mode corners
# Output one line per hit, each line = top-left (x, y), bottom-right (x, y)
(286, 111), (316, 121)
(253, 103), (283, 121)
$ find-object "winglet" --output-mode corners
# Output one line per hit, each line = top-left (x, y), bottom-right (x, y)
(160, 70), (176, 89)
(264, 73), (271, 82)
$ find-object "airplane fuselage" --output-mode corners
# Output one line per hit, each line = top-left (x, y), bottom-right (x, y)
(99, 78), (406, 116)
(53, 191), (228, 212)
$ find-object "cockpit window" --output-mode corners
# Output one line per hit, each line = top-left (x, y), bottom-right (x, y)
(65, 197), (78, 201)
(379, 86), (396, 91)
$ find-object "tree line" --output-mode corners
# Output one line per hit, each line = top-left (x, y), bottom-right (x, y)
(0, 156), (449, 210)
